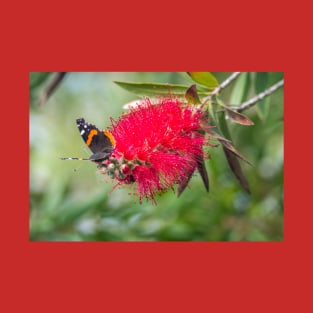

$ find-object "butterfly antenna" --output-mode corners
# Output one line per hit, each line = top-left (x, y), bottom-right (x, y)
(59, 157), (91, 161)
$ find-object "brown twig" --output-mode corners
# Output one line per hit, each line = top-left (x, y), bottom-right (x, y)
(236, 79), (284, 112)
(38, 72), (67, 106)
(203, 72), (241, 105)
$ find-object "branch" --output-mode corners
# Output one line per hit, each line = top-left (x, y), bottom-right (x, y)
(203, 72), (241, 104)
(236, 79), (284, 112)
(38, 72), (67, 106)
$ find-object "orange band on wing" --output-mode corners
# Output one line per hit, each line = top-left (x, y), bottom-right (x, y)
(104, 131), (116, 147)
(86, 129), (98, 146)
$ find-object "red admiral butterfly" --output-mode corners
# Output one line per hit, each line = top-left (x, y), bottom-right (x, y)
(60, 118), (115, 163)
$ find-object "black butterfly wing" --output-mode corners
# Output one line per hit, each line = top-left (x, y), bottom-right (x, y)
(76, 118), (114, 162)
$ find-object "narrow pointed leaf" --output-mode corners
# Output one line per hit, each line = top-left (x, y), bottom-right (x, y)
(185, 84), (201, 104)
(196, 157), (209, 192)
(255, 72), (268, 103)
(207, 130), (232, 143)
(187, 72), (219, 89)
(177, 167), (195, 197)
(215, 107), (252, 165)
(216, 98), (254, 126)
(217, 110), (251, 192)
(255, 72), (269, 120)
(219, 139), (252, 166)
(225, 108), (254, 126)
(177, 156), (209, 197)
(222, 147), (251, 194)
(229, 72), (251, 104)
(208, 130), (253, 164)
(114, 81), (209, 97)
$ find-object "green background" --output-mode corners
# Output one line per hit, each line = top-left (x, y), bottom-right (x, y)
(30, 72), (284, 241)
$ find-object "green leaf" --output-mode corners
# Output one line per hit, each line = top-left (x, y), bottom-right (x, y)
(255, 72), (268, 95)
(255, 72), (269, 120)
(187, 72), (219, 89)
(30, 72), (52, 89)
(114, 81), (209, 97)
(229, 72), (251, 104)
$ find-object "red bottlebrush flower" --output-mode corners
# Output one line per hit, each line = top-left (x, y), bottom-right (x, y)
(100, 97), (211, 203)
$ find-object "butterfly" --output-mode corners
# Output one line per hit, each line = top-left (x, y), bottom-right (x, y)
(60, 118), (115, 163)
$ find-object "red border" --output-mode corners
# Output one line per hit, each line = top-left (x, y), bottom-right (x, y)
(2, 1), (311, 312)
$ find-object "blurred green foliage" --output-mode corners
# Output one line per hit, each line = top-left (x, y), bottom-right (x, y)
(30, 72), (283, 241)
